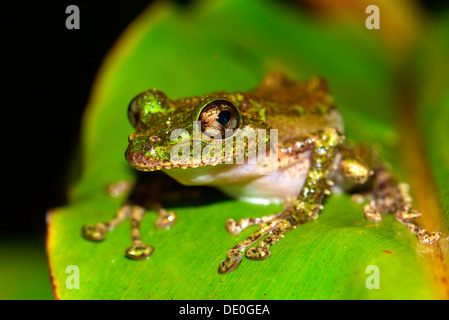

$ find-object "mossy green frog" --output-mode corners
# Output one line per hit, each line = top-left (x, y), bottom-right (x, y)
(82, 72), (441, 273)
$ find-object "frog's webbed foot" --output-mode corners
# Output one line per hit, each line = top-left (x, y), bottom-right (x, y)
(221, 202), (308, 273)
(219, 216), (290, 274)
(340, 145), (442, 245)
(82, 200), (177, 260)
(225, 212), (283, 235)
(365, 168), (441, 245)
(219, 211), (287, 273)
(364, 192), (441, 245)
(219, 203), (318, 274)
(82, 204), (130, 241)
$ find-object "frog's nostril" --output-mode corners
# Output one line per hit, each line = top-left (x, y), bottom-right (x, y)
(128, 133), (139, 142)
(150, 135), (162, 144)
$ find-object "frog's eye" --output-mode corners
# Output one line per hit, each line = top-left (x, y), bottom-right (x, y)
(128, 99), (140, 128)
(127, 89), (173, 129)
(198, 100), (240, 138)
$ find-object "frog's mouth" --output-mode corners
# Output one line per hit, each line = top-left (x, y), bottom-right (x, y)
(125, 149), (211, 171)
(125, 152), (233, 172)
(125, 135), (226, 172)
(125, 144), (192, 172)
(125, 131), (273, 172)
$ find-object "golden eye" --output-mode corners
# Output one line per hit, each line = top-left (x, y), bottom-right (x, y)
(198, 99), (240, 138)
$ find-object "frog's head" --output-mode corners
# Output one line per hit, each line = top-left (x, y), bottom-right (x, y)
(125, 89), (268, 172)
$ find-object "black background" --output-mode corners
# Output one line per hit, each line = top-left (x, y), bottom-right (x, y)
(3, 0), (448, 242)
(4, 1), (154, 240)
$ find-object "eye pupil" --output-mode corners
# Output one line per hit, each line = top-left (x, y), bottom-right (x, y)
(216, 110), (231, 126)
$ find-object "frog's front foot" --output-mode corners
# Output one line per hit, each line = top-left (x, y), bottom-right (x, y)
(125, 242), (154, 260)
(219, 215), (296, 274)
(219, 204), (317, 274)
(218, 251), (243, 274)
(82, 222), (108, 241)
(225, 212), (283, 235)
(82, 202), (176, 260)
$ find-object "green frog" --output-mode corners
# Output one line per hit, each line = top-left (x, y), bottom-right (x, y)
(82, 72), (441, 274)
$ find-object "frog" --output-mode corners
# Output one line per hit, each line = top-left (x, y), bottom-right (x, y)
(82, 72), (441, 274)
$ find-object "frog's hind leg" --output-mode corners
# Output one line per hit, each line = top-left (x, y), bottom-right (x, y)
(340, 145), (441, 245)
(365, 166), (441, 245)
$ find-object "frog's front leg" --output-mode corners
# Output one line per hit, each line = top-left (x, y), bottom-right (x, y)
(225, 212), (284, 235)
(218, 128), (343, 274)
(82, 183), (176, 260)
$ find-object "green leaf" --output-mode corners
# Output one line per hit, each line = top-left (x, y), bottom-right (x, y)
(0, 241), (54, 300)
(47, 0), (449, 299)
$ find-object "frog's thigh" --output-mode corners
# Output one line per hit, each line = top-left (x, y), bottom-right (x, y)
(338, 144), (376, 186)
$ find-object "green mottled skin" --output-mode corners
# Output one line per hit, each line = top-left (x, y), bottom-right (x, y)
(82, 72), (440, 273)
(125, 72), (343, 170)
(125, 72), (349, 273)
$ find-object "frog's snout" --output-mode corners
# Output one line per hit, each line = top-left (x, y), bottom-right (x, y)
(128, 132), (139, 142)
(128, 132), (162, 144)
(125, 132), (176, 172)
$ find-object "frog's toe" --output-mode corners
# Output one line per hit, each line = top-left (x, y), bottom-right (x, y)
(155, 210), (177, 229)
(82, 223), (108, 241)
(218, 252), (243, 274)
(397, 205), (422, 221)
(225, 219), (241, 235)
(245, 247), (271, 261)
(125, 243), (154, 260)
(363, 202), (383, 222)
(418, 231), (441, 245)
(225, 213), (284, 236)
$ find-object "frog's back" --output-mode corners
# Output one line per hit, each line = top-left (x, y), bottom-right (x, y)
(242, 73), (344, 144)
